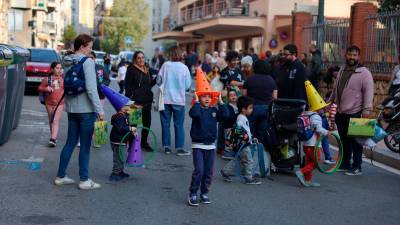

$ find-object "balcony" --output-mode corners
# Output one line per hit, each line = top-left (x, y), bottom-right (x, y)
(11, 0), (31, 9)
(47, 0), (57, 13)
(43, 20), (57, 35)
(179, 0), (248, 26)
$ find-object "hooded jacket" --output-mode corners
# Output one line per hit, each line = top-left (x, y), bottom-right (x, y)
(62, 53), (103, 114)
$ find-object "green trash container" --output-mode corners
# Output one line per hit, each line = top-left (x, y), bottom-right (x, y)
(0, 45), (13, 145)
(8, 46), (30, 129)
(0, 44), (17, 144)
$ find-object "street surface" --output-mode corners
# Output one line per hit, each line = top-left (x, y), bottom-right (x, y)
(0, 81), (399, 225)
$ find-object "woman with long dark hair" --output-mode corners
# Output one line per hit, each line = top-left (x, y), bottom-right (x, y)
(125, 51), (156, 151)
(38, 62), (64, 147)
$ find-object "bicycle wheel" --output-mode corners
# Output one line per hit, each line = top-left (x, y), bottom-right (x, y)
(384, 123), (400, 153)
(118, 126), (157, 167)
(314, 132), (343, 174)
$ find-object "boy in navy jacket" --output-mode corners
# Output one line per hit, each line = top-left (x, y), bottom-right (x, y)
(109, 102), (138, 182)
(187, 92), (228, 206)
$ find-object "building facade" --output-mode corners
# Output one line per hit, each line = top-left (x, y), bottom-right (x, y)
(0, 0), (11, 44)
(72, 0), (94, 35)
(7, 0), (72, 48)
(153, 0), (377, 59)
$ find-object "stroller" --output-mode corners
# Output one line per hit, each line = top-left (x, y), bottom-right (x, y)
(265, 98), (307, 170)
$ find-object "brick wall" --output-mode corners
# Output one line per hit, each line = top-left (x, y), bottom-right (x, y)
(291, 12), (312, 53)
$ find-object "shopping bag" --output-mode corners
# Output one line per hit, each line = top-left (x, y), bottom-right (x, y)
(372, 125), (387, 143)
(128, 108), (142, 126)
(348, 118), (376, 137)
(94, 121), (108, 146)
(152, 84), (164, 111)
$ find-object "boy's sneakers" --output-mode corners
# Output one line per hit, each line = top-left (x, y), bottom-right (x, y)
(200, 194), (211, 204)
(54, 176), (75, 186)
(109, 173), (123, 182)
(78, 179), (101, 190)
(306, 181), (321, 187)
(49, 139), (57, 147)
(324, 159), (336, 165)
(219, 170), (233, 182)
(188, 195), (199, 206)
(345, 168), (363, 176)
(119, 171), (130, 178)
(295, 171), (307, 186)
(177, 149), (191, 156)
(244, 177), (262, 185)
(164, 147), (172, 155)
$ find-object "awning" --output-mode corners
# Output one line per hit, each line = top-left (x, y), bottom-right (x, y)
(152, 31), (196, 41)
(182, 16), (267, 39)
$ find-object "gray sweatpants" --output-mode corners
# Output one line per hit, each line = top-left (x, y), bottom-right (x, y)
(222, 145), (254, 180)
(111, 143), (125, 174)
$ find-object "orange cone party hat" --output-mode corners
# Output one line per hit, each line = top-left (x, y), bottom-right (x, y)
(195, 67), (220, 105)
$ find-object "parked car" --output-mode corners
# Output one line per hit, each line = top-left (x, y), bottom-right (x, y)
(25, 48), (61, 91)
(93, 50), (106, 66)
(116, 51), (134, 68)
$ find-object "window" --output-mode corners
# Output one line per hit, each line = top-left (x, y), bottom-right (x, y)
(8, 9), (23, 32)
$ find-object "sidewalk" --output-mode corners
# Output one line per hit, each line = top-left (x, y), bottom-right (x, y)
(364, 141), (400, 170)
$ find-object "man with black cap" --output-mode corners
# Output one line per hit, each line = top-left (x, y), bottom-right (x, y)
(276, 44), (307, 101)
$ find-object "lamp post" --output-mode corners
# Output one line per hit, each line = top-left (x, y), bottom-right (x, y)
(317, 0), (324, 59)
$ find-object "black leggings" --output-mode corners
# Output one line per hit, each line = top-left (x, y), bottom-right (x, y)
(141, 106), (151, 146)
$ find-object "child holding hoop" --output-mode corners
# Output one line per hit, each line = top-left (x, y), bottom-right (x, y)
(109, 102), (138, 182)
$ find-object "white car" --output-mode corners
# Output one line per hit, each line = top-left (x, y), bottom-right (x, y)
(116, 51), (134, 67)
(93, 50), (106, 66)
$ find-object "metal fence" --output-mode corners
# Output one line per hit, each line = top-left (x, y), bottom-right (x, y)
(364, 10), (400, 74)
(303, 18), (350, 68)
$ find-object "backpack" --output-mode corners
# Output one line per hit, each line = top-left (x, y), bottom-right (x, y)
(64, 57), (88, 96)
(297, 112), (316, 141)
(39, 76), (52, 104)
(225, 124), (250, 152)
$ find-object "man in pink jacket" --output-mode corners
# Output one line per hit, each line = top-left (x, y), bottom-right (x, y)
(330, 45), (374, 176)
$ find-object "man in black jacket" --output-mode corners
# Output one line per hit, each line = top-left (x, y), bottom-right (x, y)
(277, 44), (307, 102)
(309, 44), (322, 91)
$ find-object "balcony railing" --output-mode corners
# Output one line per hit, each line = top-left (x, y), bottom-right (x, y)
(179, 1), (249, 26)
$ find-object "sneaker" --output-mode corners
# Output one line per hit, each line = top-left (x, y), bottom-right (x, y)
(54, 176), (75, 186)
(306, 181), (321, 187)
(76, 142), (80, 148)
(48, 139), (57, 147)
(119, 171), (130, 178)
(244, 177), (262, 185)
(295, 171), (307, 187)
(219, 170), (233, 182)
(345, 168), (363, 176)
(200, 194), (211, 204)
(109, 173), (123, 182)
(78, 179), (101, 190)
(164, 147), (172, 155)
(94, 144), (101, 148)
(324, 159), (336, 165)
(177, 149), (191, 156)
(188, 195), (199, 206)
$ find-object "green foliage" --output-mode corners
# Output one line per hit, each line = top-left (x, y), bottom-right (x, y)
(103, 0), (150, 52)
(378, 0), (400, 12)
(62, 24), (77, 49)
(100, 38), (119, 54)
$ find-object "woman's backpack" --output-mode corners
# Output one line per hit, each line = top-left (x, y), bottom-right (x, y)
(64, 57), (88, 96)
(39, 76), (52, 104)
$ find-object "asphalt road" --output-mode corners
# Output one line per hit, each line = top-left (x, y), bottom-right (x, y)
(0, 82), (399, 225)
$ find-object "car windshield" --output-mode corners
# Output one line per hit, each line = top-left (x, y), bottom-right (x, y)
(30, 49), (58, 63)
(96, 52), (106, 59)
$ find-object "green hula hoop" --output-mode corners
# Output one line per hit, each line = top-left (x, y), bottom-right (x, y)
(314, 132), (343, 174)
(118, 126), (157, 168)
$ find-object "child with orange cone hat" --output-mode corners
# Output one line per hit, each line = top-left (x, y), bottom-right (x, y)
(194, 67), (220, 105)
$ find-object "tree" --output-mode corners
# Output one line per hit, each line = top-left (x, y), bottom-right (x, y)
(378, 0), (400, 12)
(103, 0), (149, 52)
(62, 24), (77, 49)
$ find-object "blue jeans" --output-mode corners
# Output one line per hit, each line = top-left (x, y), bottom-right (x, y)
(189, 148), (215, 195)
(57, 113), (96, 181)
(249, 104), (269, 145)
(160, 104), (185, 150)
(321, 115), (332, 160)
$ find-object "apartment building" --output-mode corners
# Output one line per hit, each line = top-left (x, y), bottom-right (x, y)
(7, 0), (71, 48)
(0, 0), (10, 43)
(72, 0), (94, 34)
(153, 0), (377, 58)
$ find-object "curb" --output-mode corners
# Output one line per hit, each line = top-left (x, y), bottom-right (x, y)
(363, 148), (400, 170)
